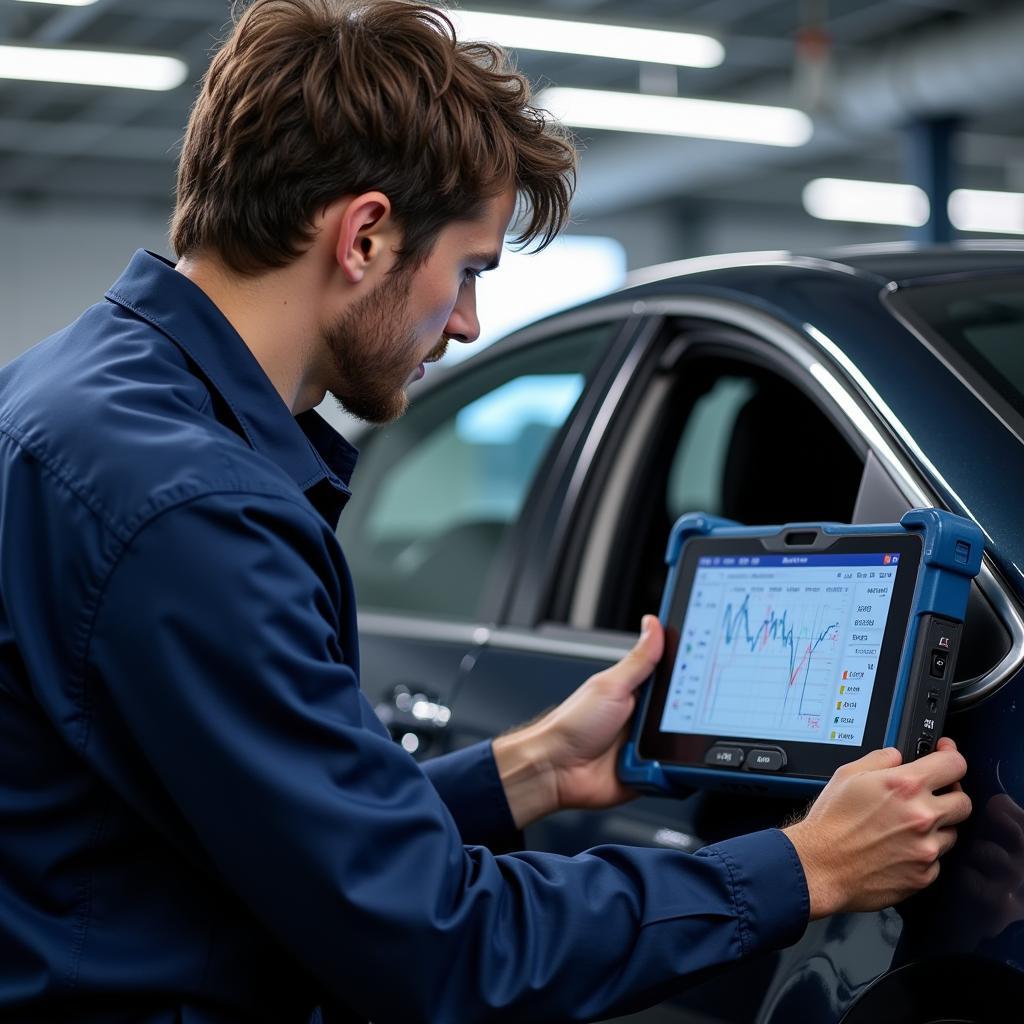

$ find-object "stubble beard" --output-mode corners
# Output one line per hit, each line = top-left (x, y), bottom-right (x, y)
(323, 267), (432, 425)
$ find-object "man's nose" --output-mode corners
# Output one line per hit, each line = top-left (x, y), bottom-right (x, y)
(445, 288), (480, 344)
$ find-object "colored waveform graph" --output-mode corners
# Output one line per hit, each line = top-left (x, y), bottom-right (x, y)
(694, 589), (844, 737)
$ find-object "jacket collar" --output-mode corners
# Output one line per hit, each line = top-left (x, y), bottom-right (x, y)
(105, 250), (359, 517)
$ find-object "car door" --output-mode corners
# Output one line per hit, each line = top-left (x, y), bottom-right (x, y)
(438, 309), (866, 1023)
(336, 314), (629, 757)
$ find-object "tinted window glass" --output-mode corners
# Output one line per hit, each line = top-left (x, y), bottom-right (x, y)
(370, 375), (584, 542)
(339, 323), (613, 619)
(891, 275), (1024, 422)
(666, 376), (756, 520)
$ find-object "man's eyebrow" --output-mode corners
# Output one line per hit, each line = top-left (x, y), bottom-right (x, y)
(467, 251), (501, 271)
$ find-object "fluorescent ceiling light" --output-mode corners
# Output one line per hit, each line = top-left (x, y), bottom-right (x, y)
(536, 87), (812, 147)
(15, 0), (99, 6)
(803, 178), (930, 227)
(949, 189), (1024, 235)
(451, 10), (723, 68)
(0, 44), (187, 90)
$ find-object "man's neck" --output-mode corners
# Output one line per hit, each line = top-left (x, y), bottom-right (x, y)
(175, 254), (325, 414)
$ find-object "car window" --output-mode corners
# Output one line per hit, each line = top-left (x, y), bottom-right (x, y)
(338, 322), (614, 620)
(666, 376), (757, 520)
(888, 274), (1024, 430)
(567, 347), (865, 633)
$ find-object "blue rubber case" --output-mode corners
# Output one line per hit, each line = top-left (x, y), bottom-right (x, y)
(619, 509), (984, 797)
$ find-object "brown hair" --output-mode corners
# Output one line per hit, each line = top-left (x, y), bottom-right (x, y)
(171, 0), (576, 274)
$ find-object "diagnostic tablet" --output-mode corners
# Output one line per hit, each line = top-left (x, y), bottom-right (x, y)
(619, 509), (983, 796)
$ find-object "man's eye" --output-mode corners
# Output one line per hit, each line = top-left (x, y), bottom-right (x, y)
(463, 268), (482, 282)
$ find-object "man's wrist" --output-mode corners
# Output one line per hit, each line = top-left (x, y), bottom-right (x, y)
(491, 722), (559, 830)
(782, 821), (840, 920)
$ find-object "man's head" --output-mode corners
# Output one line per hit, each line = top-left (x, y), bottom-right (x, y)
(316, 187), (517, 422)
(171, 0), (576, 421)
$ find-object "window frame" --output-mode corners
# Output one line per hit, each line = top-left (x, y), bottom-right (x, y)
(494, 294), (1024, 710)
(883, 271), (1024, 446)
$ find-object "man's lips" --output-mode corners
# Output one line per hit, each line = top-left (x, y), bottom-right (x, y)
(410, 340), (447, 384)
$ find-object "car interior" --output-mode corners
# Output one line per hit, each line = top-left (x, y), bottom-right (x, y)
(592, 356), (864, 634)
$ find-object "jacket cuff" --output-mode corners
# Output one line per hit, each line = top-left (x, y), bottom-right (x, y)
(421, 740), (522, 852)
(697, 828), (810, 955)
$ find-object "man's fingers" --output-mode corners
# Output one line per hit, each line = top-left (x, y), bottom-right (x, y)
(934, 789), (973, 828)
(902, 748), (968, 791)
(936, 825), (959, 859)
(933, 739), (965, 792)
(845, 746), (903, 774)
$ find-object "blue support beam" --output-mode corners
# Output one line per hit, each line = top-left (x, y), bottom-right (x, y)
(907, 116), (959, 244)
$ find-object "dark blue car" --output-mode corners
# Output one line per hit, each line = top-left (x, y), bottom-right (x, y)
(338, 244), (1024, 1023)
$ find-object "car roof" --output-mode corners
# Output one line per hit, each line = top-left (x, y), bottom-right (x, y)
(621, 241), (1024, 294)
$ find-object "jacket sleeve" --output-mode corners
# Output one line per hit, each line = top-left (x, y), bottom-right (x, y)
(421, 741), (522, 852)
(84, 490), (809, 1024)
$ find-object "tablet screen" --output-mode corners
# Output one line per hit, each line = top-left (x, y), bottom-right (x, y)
(637, 532), (923, 780)
(658, 551), (900, 747)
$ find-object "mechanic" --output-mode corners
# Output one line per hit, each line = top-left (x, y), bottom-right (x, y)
(0, 1), (972, 1022)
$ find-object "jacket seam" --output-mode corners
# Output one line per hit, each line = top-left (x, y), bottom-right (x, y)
(0, 418), (131, 543)
(73, 484), (335, 756)
(63, 789), (112, 993)
(703, 846), (750, 957)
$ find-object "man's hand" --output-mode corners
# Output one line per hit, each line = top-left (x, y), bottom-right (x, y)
(783, 737), (972, 919)
(492, 616), (663, 829)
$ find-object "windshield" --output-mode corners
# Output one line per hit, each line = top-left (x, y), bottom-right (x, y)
(889, 274), (1024, 426)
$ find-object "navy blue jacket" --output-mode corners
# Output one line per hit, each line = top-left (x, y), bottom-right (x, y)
(0, 250), (808, 1023)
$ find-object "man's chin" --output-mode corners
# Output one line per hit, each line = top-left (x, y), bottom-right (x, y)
(329, 387), (408, 426)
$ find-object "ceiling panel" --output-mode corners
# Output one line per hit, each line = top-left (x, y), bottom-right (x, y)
(0, 0), (1019, 219)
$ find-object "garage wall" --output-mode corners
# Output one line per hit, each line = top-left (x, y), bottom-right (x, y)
(0, 201), (171, 365)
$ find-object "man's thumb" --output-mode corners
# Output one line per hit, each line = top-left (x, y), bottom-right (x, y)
(616, 615), (664, 685)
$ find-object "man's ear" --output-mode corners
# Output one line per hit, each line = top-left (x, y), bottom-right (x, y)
(334, 192), (396, 284)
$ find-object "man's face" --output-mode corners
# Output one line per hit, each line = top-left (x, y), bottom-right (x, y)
(324, 189), (516, 423)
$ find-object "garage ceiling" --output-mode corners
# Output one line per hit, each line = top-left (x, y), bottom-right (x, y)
(0, 0), (1021, 218)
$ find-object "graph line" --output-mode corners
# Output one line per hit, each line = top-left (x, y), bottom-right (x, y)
(712, 593), (840, 721)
